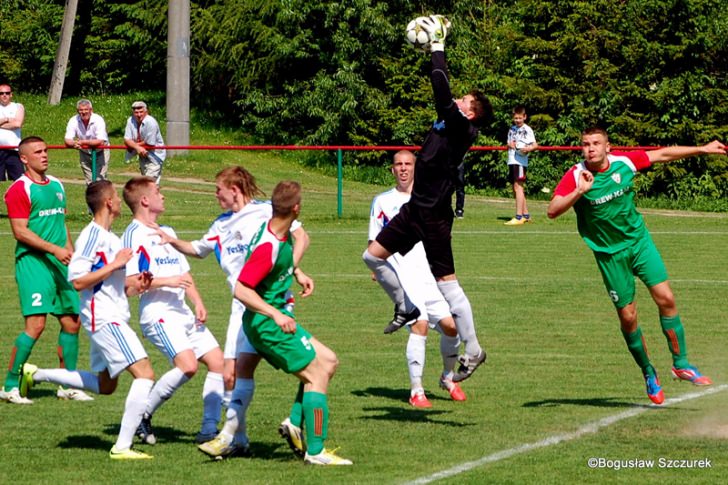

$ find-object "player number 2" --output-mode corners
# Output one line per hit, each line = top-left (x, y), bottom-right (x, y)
(31, 293), (43, 307)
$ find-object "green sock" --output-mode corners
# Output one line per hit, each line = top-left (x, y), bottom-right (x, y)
(302, 391), (329, 455)
(57, 331), (79, 371)
(289, 382), (304, 428)
(621, 326), (655, 377)
(660, 314), (689, 369)
(4, 332), (36, 391)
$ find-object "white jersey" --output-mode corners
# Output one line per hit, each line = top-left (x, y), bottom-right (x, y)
(369, 187), (450, 325)
(68, 221), (130, 333)
(192, 200), (302, 292)
(122, 219), (192, 325)
(507, 122), (536, 167)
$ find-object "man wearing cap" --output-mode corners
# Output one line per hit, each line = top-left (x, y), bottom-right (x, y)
(124, 101), (166, 184)
(64, 99), (111, 184)
(0, 84), (25, 181)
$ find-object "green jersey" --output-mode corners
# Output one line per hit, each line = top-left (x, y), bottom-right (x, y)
(554, 151), (652, 254)
(4, 174), (69, 260)
(237, 220), (294, 311)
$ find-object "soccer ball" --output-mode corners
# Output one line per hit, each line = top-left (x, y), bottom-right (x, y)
(405, 19), (430, 51)
(515, 141), (528, 154)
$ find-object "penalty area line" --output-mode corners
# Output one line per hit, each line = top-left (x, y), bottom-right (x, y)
(403, 384), (728, 485)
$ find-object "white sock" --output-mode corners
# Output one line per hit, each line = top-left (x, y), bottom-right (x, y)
(221, 378), (254, 446)
(406, 333), (427, 391)
(363, 249), (412, 313)
(34, 368), (100, 394)
(146, 367), (190, 416)
(439, 333), (461, 379)
(438, 280), (482, 357)
(116, 378), (153, 450)
(200, 372), (224, 435)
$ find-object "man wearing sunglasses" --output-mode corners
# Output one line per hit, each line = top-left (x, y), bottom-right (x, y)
(0, 84), (24, 181)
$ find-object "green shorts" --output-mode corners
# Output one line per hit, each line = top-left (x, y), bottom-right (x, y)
(593, 234), (668, 309)
(243, 311), (315, 374)
(15, 253), (79, 317)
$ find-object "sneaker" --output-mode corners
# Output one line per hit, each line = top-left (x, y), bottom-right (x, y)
(56, 386), (94, 401)
(109, 445), (153, 460)
(644, 373), (665, 405)
(195, 430), (218, 444)
(383, 306), (421, 334)
(408, 390), (432, 408)
(136, 414), (156, 445)
(455, 209), (464, 219)
(198, 434), (250, 460)
(304, 448), (353, 466)
(504, 217), (526, 226)
(20, 363), (37, 397)
(439, 376), (466, 401)
(278, 417), (305, 458)
(452, 350), (487, 382)
(0, 387), (33, 405)
(671, 366), (713, 386)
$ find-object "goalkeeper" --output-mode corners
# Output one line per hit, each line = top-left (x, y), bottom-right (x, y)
(363, 16), (492, 382)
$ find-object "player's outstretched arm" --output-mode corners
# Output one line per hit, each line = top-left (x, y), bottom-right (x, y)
(647, 140), (727, 164)
(154, 227), (200, 257)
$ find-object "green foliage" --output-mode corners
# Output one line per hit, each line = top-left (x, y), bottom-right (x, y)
(2, 0), (727, 202)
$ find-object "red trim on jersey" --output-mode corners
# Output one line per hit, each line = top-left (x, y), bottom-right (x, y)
(611, 150), (651, 170)
(553, 151), (652, 198)
(238, 242), (274, 288)
(91, 297), (96, 333)
(4, 179), (32, 219)
(553, 165), (579, 197)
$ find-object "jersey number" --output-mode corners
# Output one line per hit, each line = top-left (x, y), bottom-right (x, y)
(300, 336), (312, 351)
(31, 293), (43, 307)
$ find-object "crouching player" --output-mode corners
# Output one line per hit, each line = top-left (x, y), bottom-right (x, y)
(201, 181), (351, 465)
(21, 181), (155, 459)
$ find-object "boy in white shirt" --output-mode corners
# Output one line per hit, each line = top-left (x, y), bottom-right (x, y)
(21, 180), (155, 459)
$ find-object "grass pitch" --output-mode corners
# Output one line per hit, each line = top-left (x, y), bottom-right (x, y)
(1, 121), (728, 484)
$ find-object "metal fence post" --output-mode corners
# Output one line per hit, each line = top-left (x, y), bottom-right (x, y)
(337, 148), (343, 218)
(91, 148), (97, 182)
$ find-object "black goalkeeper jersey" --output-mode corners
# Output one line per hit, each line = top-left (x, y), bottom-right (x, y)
(410, 50), (479, 211)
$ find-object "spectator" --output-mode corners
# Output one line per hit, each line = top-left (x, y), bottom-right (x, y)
(0, 84), (25, 181)
(504, 105), (538, 225)
(124, 101), (166, 184)
(64, 99), (111, 184)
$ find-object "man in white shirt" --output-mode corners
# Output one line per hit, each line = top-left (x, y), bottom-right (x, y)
(0, 84), (24, 181)
(64, 99), (111, 184)
(124, 101), (166, 184)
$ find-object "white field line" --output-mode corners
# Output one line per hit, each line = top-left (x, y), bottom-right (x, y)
(403, 384), (728, 485)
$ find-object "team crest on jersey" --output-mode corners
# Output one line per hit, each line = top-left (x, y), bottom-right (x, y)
(611, 173), (621, 184)
(56, 192), (64, 202)
(234, 231), (242, 240)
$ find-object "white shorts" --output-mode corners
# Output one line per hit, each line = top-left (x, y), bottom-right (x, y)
(224, 299), (257, 359)
(141, 308), (219, 363)
(391, 245), (451, 328)
(88, 322), (148, 379)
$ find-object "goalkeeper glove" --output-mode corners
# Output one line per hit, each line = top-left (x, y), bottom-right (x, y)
(417, 15), (450, 51)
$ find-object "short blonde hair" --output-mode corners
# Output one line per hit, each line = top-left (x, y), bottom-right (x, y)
(123, 176), (156, 212)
